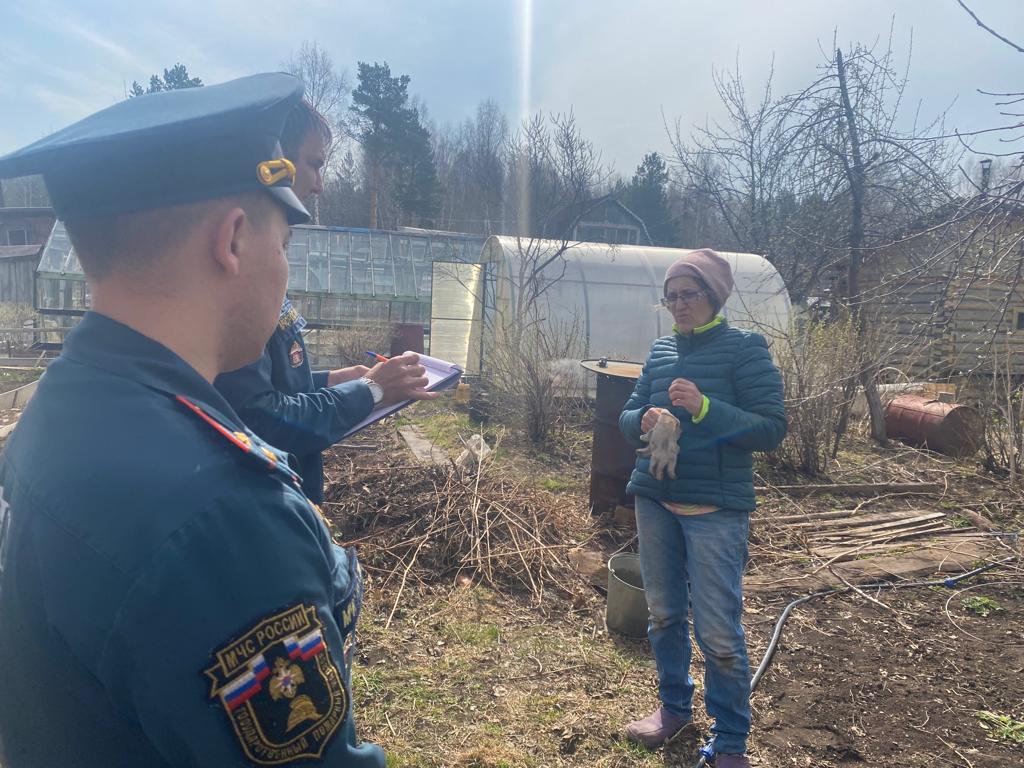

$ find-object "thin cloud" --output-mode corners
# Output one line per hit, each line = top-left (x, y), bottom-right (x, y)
(32, 87), (101, 120)
(12, 0), (149, 71)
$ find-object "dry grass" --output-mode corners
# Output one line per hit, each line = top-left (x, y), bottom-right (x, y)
(322, 443), (596, 607)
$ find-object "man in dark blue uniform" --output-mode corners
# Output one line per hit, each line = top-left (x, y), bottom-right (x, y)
(216, 101), (437, 504)
(0, 74), (385, 767)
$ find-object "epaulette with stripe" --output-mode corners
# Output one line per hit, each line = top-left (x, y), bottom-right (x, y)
(175, 395), (303, 491)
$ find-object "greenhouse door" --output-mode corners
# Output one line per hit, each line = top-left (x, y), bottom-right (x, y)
(429, 262), (484, 374)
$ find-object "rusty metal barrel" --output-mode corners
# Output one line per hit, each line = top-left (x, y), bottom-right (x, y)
(884, 394), (983, 458)
(580, 359), (643, 516)
(390, 323), (424, 356)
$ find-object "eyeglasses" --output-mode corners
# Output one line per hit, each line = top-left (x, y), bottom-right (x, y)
(660, 290), (706, 307)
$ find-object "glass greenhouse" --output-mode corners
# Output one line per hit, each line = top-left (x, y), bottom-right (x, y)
(35, 222), (489, 328)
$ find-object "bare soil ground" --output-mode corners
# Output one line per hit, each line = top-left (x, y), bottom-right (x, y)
(322, 405), (1024, 767)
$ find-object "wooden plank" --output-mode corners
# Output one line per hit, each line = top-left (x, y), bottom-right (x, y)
(745, 538), (994, 593)
(828, 538), (994, 579)
(810, 524), (954, 560)
(808, 520), (951, 549)
(776, 508), (937, 528)
(757, 482), (941, 497)
(803, 511), (947, 540)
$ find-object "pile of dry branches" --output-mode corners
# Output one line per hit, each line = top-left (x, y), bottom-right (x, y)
(322, 456), (590, 609)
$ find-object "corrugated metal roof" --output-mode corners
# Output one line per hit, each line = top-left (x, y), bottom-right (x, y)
(0, 207), (55, 220)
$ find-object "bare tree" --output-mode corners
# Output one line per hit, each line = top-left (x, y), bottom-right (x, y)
(430, 101), (509, 234)
(466, 101), (508, 233)
(671, 35), (959, 448)
(284, 41), (350, 130)
(283, 42), (352, 224)
(669, 62), (849, 300)
(484, 236), (587, 446)
(784, 39), (958, 445)
(504, 110), (609, 239)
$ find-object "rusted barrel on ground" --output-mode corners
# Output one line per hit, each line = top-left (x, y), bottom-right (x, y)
(884, 394), (983, 458)
(580, 360), (643, 516)
(390, 323), (424, 356)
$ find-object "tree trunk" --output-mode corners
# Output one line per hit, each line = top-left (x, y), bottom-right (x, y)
(836, 48), (887, 445)
(369, 156), (380, 229)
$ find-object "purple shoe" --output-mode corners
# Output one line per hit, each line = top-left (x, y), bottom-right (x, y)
(624, 706), (693, 750)
(715, 753), (751, 768)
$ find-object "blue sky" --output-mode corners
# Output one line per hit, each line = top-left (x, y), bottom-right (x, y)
(4, 0), (1022, 175)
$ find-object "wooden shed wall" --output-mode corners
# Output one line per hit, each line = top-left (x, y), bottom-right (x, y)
(866, 274), (1024, 376)
(0, 256), (38, 305)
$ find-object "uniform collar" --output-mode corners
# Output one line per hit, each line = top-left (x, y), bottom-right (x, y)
(62, 312), (245, 425)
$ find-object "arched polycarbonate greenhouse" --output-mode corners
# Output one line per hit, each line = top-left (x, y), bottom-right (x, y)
(429, 236), (792, 374)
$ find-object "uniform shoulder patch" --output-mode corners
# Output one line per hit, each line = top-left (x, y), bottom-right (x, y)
(175, 395), (303, 490)
(204, 603), (347, 765)
(278, 299), (306, 332)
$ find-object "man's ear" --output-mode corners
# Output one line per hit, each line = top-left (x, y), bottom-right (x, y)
(211, 206), (248, 277)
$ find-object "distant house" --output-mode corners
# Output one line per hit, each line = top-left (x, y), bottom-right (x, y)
(543, 196), (652, 246)
(0, 207), (56, 305)
(862, 199), (1024, 377)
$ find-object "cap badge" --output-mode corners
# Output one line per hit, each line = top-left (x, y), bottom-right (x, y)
(256, 158), (296, 187)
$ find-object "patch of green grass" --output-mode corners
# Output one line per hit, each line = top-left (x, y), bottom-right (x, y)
(385, 752), (434, 768)
(538, 476), (574, 493)
(948, 514), (973, 529)
(0, 368), (41, 392)
(976, 711), (1024, 744)
(481, 722), (503, 737)
(527, 694), (566, 726)
(445, 621), (501, 647)
(609, 737), (657, 761)
(395, 402), (476, 451)
(962, 596), (1005, 617)
(356, 665), (458, 711)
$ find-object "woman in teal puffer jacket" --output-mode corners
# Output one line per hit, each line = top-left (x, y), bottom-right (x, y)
(618, 249), (787, 768)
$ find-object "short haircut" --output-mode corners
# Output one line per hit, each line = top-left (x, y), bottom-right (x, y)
(65, 193), (277, 281)
(280, 99), (332, 160)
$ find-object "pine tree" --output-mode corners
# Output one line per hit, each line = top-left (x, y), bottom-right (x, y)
(349, 62), (440, 227)
(129, 64), (203, 98)
(624, 152), (674, 245)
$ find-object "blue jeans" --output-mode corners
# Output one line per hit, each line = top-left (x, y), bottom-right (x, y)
(634, 496), (751, 755)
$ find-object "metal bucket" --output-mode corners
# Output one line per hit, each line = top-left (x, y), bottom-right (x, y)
(606, 552), (649, 638)
(884, 394), (983, 458)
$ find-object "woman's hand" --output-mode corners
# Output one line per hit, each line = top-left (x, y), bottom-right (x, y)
(642, 407), (670, 433)
(668, 378), (703, 415)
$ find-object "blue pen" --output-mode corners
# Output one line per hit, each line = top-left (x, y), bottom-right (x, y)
(366, 350), (389, 362)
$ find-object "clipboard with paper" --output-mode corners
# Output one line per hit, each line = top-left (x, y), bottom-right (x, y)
(340, 353), (463, 439)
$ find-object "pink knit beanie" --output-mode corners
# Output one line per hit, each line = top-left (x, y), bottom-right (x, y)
(663, 248), (734, 310)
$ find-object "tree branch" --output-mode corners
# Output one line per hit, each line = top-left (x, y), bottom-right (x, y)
(956, 0), (1024, 54)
